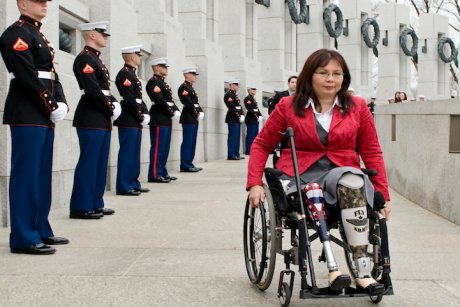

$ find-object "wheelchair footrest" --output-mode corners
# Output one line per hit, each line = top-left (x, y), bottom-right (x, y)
(299, 285), (394, 299)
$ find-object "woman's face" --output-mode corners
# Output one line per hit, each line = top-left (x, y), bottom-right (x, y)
(312, 59), (344, 101)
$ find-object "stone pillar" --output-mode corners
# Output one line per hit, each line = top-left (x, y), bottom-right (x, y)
(178, 0), (226, 161)
(339, 0), (373, 99)
(218, 0), (262, 155)
(418, 13), (450, 100)
(377, 3), (411, 101)
(296, 0), (325, 70)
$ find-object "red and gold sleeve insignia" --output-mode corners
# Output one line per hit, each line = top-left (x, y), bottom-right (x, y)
(227, 97), (233, 102)
(82, 64), (94, 74)
(13, 38), (29, 51)
(154, 86), (161, 93)
(182, 90), (189, 96)
(123, 79), (132, 86)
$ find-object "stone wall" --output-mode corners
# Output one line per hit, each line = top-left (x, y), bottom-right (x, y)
(375, 100), (460, 225)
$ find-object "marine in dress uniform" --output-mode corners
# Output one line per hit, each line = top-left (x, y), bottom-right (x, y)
(224, 80), (244, 160)
(0, 0), (69, 255)
(146, 58), (180, 183)
(70, 21), (120, 219)
(243, 85), (263, 155)
(114, 45), (151, 195)
(178, 67), (203, 173)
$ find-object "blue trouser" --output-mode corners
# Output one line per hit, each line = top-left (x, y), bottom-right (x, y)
(116, 127), (142, 193)
(148, 125), (172, 180)
(245, 123), (259, 155)
(180, 123), (198, 170)
(9, 126), (54, 249)
(70, 128), (111, 213)
(227, 123), (241, 158)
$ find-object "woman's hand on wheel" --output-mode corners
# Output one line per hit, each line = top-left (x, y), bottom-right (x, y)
(249, 185), (265, 208)
(380, 202), (391, 220)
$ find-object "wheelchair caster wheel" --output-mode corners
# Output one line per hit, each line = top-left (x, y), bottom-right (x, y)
(278, 282), (291, 307)
(370, 294), (383, 304)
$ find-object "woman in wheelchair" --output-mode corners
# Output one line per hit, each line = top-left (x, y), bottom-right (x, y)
(247, 49), (391, 296)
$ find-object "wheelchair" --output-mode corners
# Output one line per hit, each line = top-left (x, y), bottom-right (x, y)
(243, 128), (393, 306)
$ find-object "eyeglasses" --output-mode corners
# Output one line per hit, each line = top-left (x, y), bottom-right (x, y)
(30, 0), (49, 3)
(314, 71), (345, 80)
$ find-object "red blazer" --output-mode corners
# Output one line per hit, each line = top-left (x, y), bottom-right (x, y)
(247, 95), (390, 201)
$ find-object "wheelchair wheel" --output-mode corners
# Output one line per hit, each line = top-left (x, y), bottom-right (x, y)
(243, 184), (277, 290)
(278, 282), (292, 307)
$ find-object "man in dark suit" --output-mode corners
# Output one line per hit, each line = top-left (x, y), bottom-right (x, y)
(224, 79), (244, 160)
(268, 75), (297, 114)
(146, 58), (180, 183)
(178, 67), (203, 172)
(0, 0), (69, 254)
(70, 21), (120, 219)
(114, 45), (151, 195)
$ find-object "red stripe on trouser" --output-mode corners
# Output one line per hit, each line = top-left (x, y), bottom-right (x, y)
(152, 126), (160, 178)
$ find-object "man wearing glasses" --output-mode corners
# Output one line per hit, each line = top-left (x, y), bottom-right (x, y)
(146, 58), (180, 183)
(70, 21), (121, 219)
(0, 0), (69, 254)
(114, 45), (150, 196)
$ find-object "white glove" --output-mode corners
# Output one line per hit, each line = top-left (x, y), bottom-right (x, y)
(239, 115), (245, 123)
(258, 116), (263, 123)
(198, 112), (204, 120)
(111, 102), (121, 122)
(141, 114), (150, 126)
(173, 110), (181, 120)
(50, 102), (68, 123)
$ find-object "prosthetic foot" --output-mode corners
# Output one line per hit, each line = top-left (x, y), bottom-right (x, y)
(337, 173), (384, 295)
(304, 183), (351, 291)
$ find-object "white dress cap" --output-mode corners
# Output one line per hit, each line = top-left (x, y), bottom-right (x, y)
(246, 84), (257, 90)
(77, 21), (110, 35)
(150, 57), (169, 67)
(227, 79), (240, 85)
(182, 67), (199, 75)
(120, 45), (143, 54)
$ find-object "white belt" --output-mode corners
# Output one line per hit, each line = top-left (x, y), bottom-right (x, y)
(10, 71), (55, 80)
(81, 89), (111, 96)
(167, 102), (174, 106)
(235, 106), (241, 110)
(136, 99), (142, 104)
(194, 104), (200, 107)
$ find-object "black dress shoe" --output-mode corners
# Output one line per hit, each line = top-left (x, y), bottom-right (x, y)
(117, 190), (141, 196)
(96, 208), (115, 215)
(42, 236), (69, 245)
(149, 177), (171, 183)
(239, 156), (245, 159)
(11, 243), (56, 255)
(227, 157), (240, 160)
(195, 167), (203, 171)
(180, 167), (200, 173)
(135, 187), (150, 193)
(69, 211), (103, 219)
(165, 175), (177, 180)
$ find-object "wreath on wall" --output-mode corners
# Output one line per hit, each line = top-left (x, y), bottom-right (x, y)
(361, 18), (380, 57)
(287, 0), (309, 24)
(437, 36), (457, 63)
(323, 4), (343, 38)
(255, 0), (270, 8)
(399, 27), (418, 57)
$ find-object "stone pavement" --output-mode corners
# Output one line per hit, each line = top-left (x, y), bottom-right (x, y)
(0, 159), (459, 306)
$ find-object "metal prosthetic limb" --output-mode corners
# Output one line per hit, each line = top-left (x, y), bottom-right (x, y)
(303, 183), (338, 272)
(337, 174), (373, 279)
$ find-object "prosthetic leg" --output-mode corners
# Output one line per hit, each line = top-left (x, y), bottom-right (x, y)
(337, 173), (385, 296)
(304, 183), (351, 291)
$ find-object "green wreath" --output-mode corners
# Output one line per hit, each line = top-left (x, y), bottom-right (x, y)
(255, 0), (270, 8)
(399, 27), (418, 57)
(323, 4), (343, 38)
(361, 18), (380, 48)
(437, 36), (457, 63)
(287, 0), (309, 24)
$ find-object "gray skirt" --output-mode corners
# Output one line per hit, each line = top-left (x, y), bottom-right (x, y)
(278, 166), (375, 208)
